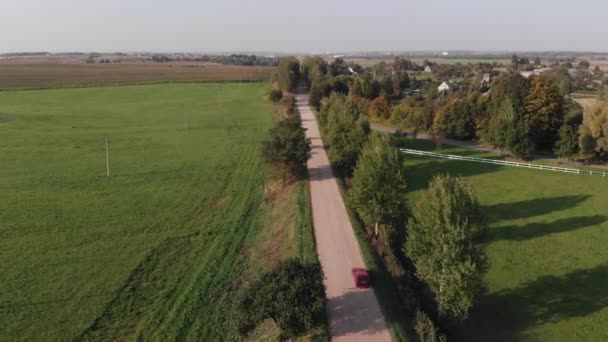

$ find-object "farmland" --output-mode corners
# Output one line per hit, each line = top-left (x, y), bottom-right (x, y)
(346, 57), (511, 68)
(0, 63), (275, 90)
(0, 82), (315, 340)
(398, 138), (608, 341)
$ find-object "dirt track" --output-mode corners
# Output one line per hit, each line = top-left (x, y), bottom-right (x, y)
(298, 93), (391, 341)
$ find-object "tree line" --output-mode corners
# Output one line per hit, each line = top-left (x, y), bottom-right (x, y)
(238, 62), (323, 339)
(253, 56), (607, 339)
(299, 53), (607, 162)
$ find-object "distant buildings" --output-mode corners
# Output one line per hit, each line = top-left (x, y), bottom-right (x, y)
(424, 66), (432, 73)
(519, 68), (551, 79)
(482, 73), (491, 83)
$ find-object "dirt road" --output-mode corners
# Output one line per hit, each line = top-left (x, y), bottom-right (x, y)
(298, 93), (392, 341)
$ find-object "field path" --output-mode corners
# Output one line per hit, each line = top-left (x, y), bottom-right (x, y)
(298, 91), (392, 341)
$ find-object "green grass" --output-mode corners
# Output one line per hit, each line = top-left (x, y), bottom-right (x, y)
(0, 82), (318, 340)
(295, 182), (318, 265)
(397, 137), (608, 341)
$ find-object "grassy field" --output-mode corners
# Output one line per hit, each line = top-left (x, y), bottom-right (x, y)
(0, 82), (317, 340)
(0, 63), (275, 90)
(572, 91), (601, 115)
(397, 138), (608, 341)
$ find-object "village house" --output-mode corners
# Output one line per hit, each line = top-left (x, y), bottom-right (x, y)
(438, 81), (450, 92)
(424, 65), (432, 73)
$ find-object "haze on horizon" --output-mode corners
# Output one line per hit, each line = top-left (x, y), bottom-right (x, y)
(2, 0), (607, 54)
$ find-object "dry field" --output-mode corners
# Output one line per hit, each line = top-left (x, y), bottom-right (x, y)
(572, 92), (601, 114)
(345, 57), (511, 67)
(0, 63), (275, 90)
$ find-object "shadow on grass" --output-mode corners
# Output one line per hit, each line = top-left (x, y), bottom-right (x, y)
(462, 263), (608, 341)
(485, 215), (607, 243)
(406, 158), (501, 192)
(484, 195), (591, 223)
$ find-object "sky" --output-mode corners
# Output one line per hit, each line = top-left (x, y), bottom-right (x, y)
(1, 0), (607, 53)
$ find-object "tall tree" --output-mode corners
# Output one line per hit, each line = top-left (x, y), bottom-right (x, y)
(578, 101), (608, 159)
(328, 58), (349, 76)
(486, 97), (534, 158)
(350, 133), (407, 236)
(319, 95), (370, 170)
(367, 95), (392, 120)
(302, 56), (327, 86)
(325, 95), (370, 174)
(433, 98), (475, 139)
(276, 57), (300, 92)
(525, 75), (564, 148)
(404, 175), (485, 320)
(262, 117), (311, 184)
(490, 72), (531, 116)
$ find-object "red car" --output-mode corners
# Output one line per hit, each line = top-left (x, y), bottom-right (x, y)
(352, 267), (371, 288)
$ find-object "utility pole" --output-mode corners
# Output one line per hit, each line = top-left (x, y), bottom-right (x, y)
(218, 84), (223, 106)
(105, 138), (110, 177)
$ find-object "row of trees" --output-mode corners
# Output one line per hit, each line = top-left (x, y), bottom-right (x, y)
(385, 71), (589, 160)
(316, 92), (486, 338)
(241, 70), (323, 338)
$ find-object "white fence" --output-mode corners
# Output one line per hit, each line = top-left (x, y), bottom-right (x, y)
(400, 148), (608, 177)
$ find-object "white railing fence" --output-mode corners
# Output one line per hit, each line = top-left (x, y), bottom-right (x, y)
(400, 148), (607, 177)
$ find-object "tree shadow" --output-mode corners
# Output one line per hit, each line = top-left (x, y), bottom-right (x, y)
(328, 288), (389, 337)
(483, 195), (591, 223)
(308, 165), (336, 182)
(462, 263), (608, 341)
(485, 215), (607, 243)
(406, 158), (500, 192)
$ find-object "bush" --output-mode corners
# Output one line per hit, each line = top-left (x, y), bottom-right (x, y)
(238, 260), (326, 339)
(268, 89), (283, 103)
(414, 310), (446, 342)
(280, 94), (297, 115)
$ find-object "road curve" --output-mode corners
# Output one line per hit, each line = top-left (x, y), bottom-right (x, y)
(298, 92), (392, 341)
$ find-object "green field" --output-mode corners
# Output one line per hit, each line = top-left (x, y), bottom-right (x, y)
(0, 83), (315, 340)
(398, 138), (608, 341)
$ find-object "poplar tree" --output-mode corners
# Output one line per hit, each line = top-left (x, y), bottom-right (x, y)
(404, 175), (485, 320)
(350, 133), (408, 237)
